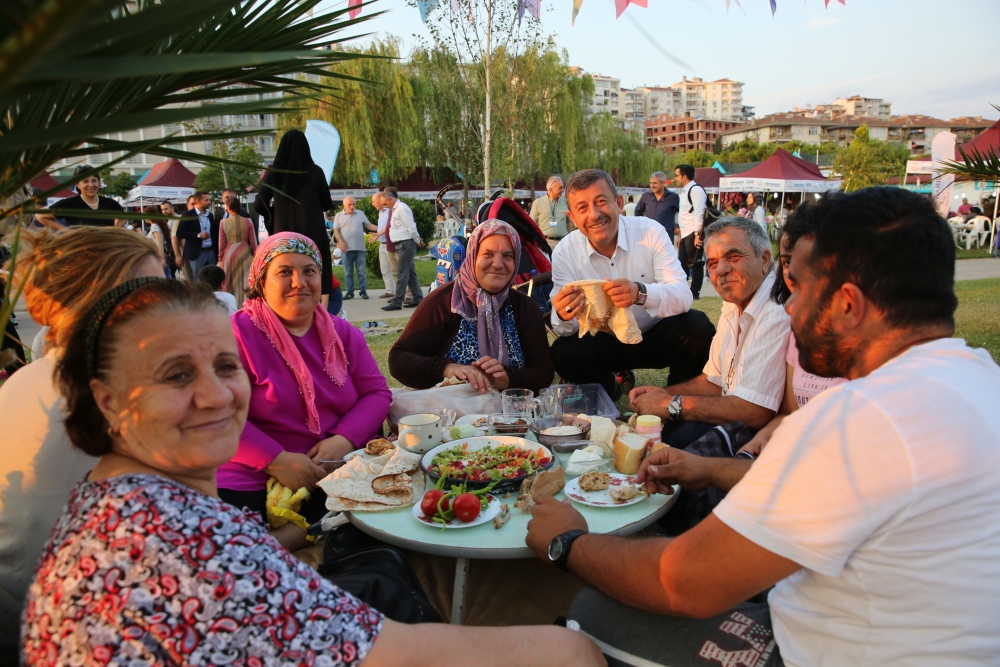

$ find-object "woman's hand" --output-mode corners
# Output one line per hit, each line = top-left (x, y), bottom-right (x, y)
(472, 356), (509, 391)
(443, 362), (492, 393)
(307, 434), (355, 472)
(264, 451), (327, 490)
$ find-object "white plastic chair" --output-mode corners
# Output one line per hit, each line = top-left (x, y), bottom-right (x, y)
(958, 217), (989, 250)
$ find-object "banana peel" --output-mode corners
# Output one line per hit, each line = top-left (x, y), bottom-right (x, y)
(265, 477), (313, 541)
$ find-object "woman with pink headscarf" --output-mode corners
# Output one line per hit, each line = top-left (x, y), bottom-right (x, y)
(218, 232), (390, 549)
(388, 219), (554, 394)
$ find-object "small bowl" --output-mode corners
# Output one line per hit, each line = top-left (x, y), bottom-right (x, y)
(529, 415), (592, 447)
(550, 441), (614, 478)
(487, 413), (532, 436)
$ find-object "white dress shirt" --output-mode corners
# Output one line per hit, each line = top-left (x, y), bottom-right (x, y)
(387, 201), (420, 243)
(550, 215), (692, 337)
(678, 181), (707, 238)
(376, 208), (389, 244)
(703, 271), (790, 411)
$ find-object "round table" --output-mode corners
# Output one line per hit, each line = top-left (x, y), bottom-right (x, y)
(347, 483), (678, 624)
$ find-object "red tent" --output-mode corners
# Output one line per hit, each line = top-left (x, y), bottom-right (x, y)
(960, 119), (1000, 158)
(29, 173), (75, 200)
(695, 167), (722, 191)
(139, 158), (196, 187)
(737, 148), (825, 181)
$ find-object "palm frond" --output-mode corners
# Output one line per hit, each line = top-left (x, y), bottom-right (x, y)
(938, 146), (1000, 182)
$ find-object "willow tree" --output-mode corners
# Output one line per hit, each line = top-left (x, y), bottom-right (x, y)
(585, 112), (664, 186)
(279, 38), (421, 186)
(415, 0), (542, 197)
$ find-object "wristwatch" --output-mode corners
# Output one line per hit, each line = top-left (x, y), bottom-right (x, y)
(633, 282), (648, 306)
(667, 395), (684, 422)
(548, 529), (587, 571)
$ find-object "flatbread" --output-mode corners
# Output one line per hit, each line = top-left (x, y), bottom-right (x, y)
(319, 448), (423, 511)
(566, 278), (642, 345)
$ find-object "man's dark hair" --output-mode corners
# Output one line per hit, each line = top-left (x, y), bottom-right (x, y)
(193, 190), (209, 199)
(675, 164), (695, 180)
(565, 169), (617, 199)
(159, 200), (173, 208)
(783, 187), (957, 329)
(198, 265), (226, 291)
(383, 186), (399, 200)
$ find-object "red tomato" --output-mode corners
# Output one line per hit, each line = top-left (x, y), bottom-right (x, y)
(452, 493), (482, 523)
(539, 458), (551, 467)
(421, 490), (450, 518)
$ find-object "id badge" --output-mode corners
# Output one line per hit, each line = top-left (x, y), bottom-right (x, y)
(549, 220), (558, 227)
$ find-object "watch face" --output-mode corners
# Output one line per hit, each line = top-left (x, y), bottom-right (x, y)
(548, 538), (564, 562)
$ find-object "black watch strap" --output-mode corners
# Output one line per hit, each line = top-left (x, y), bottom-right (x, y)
(550, 529), (587, 571)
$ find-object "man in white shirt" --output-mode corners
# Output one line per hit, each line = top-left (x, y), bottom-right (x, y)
(381, 187), (425, 312)
(623, 195), (636, 216)
(675, 164), (707, 299)
(371, 192), (396, 298)
(549, 169), (715, 399)
(525, 187), (1000, 667)
(333, 196), (376, 300)
(630, 216), (790, 448)
(529, 176), (570, 249)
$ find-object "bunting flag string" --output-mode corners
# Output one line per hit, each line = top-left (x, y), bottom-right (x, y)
(615, 0), (646, 18)
(572, 0), (584, 25)
(824, 0), (846, 6)
(349, 0), (362, 19)
(769, 0), (776, 16)
(518, 0), (540, 24)
(417, 0), (440, 22)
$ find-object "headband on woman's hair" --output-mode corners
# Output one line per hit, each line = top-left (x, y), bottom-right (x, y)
(83, 277), (165, 378)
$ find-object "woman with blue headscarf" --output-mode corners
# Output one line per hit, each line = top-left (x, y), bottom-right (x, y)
(389, 219), (554, 393)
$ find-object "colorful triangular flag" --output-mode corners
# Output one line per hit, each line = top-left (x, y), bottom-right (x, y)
(518, 0), (539, 23)
(349, 0), (361, 19)
(723, 0), (744, 14)
(769, 0), (776, 15)
(615, 0), (646, 20)
(572, 0), (583, 25)
(417, 0), (439, 22)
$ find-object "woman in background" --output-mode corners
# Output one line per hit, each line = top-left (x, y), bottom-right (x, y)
(144, 205), (177, 278)
(218, 194), (258, 308)
(253, 129), (334, 306)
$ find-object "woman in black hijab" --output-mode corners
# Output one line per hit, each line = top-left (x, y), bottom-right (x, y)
(254, 130), (335, 296)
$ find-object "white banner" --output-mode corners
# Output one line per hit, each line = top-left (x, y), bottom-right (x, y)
(931, 132), (956, 218)
(127, 185), (195, 200)
(305, 120), (341, 186)
(719, 177), (842, 193)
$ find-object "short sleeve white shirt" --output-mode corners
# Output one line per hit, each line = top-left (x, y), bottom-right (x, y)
(549, 215), (692, 337)
(678, 181), (706, 238)
(715, 338), (1000, 666)
(703, 272), (789, 411)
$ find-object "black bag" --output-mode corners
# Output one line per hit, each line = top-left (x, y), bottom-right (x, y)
(318, 544), (443, 624)
(688, 184), (723, 224)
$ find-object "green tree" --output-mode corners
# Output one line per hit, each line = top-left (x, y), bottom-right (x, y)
(833, 125), (910, 192)
(279, 38), (421, 187)
(193, 142), (265, 198)
(584, 112), (664, 186)
(99, 171), (137, 199)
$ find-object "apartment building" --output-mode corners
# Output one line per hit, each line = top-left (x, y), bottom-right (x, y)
(589, 73), (622, 116)
(794, 95), (892, 121)
(646, 114), (744, 153)
(666, 76), (750, 122)
(619, 88), (647, 132)
(634, 86), (683, 121)
(46, 92), (279, 180)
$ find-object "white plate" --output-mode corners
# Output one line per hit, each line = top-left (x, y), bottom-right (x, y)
(564, 473), (649, 508)
(455, 413), (490, 430)
(421, 436), (552, 482)
(412, 493), (501, 529)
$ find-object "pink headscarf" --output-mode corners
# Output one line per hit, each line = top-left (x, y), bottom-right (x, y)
(243, 232), (347, 435)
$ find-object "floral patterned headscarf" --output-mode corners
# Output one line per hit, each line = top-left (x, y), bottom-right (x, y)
(243, 232), (346, 435)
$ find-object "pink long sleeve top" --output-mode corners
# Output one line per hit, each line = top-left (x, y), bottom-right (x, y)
(217, 311), (392, 492)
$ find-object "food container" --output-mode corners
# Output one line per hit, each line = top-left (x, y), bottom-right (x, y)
(529, 415), (593, 447)
(635, 415), (662, 447)
(420, 436), (555, 492)
(550, 441), (614, 477)
(488, 413), (532, 435)
(547, 383), (620, 421)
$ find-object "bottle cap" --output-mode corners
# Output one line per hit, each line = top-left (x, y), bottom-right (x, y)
(636, 415), (662, 428)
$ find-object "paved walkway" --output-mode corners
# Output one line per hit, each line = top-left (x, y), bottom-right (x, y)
(10, 258), (1000, 354)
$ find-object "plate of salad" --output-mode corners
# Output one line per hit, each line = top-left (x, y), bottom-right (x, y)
(413, 477), (502, 529)
(420, 436), (555, 492)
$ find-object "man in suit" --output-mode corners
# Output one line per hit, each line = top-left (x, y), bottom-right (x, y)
(175, 191), (219, 282)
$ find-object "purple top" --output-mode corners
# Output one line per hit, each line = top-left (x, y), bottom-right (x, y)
(786, 331), (848, 407)
(218, 312), (391, 492)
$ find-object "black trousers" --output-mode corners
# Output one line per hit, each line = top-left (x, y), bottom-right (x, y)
(551, 310), (715, 396)
(678, 232), (705, 297)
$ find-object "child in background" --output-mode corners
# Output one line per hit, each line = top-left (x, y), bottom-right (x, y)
(198, 265), (237, 315)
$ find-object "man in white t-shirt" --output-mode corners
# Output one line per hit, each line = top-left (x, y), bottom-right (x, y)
(525, 187), (1000, 667)
(675, 164), (707, 299)
(371, 192), (396, 297)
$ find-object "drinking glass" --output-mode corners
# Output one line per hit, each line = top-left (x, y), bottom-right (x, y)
(538, 394), (563, 418)
(501, 388), (540, 417)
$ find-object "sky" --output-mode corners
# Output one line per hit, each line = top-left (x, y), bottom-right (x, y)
(317, 0), (1000, 120)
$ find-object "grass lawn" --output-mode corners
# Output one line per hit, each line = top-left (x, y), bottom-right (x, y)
(332, 257), (437, 292)
(360, 278), (1000, 405)
(956, 247), (994, 260)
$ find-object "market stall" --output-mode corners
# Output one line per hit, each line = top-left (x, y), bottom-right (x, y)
(123, 158), (196, 208)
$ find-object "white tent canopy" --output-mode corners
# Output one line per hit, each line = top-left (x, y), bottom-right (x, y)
(719, 177), (842, 193)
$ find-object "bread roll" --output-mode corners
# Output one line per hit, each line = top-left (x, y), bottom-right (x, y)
(589, 415), (617, 457)
(650, 441), (669, 454)
(613, 432), (649, 474)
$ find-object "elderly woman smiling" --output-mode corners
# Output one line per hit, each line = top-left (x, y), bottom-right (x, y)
(216, 232), (391, 548)
(388, 219), (554, 393)
(22, 279), (602, 667)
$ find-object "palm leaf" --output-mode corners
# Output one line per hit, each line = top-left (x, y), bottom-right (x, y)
(938, 146), (1000, 182)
